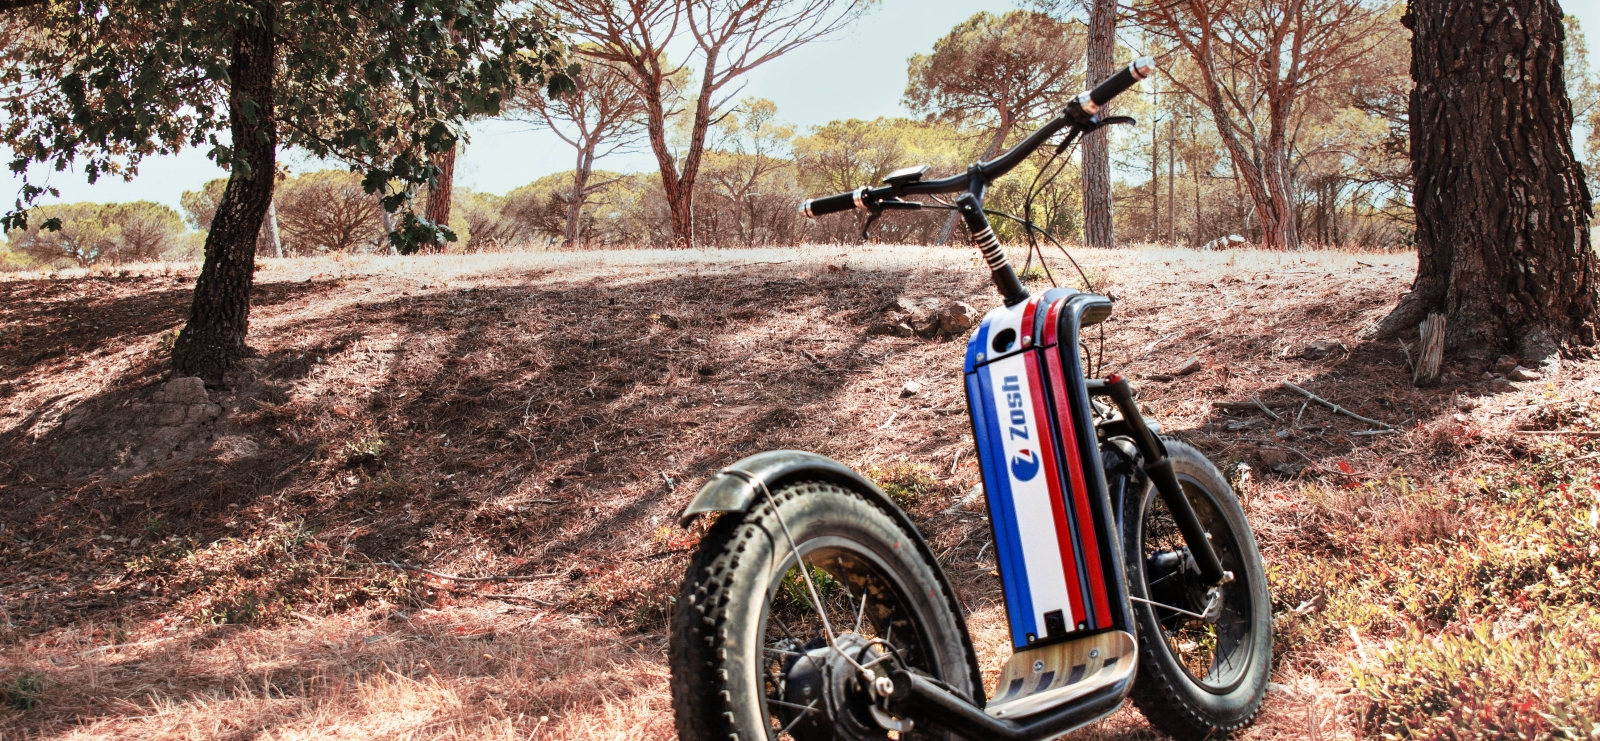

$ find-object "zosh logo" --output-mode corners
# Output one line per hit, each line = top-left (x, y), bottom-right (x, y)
(1001, 375), (1041, 481)
(1011, 448), (1041, 481)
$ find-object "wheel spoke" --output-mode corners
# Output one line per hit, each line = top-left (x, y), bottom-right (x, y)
(776, 699), (820, 737)
(1138, 477), (1260, 691)
(854, 584), (870, 634)
(1130, 595), (1207, 620)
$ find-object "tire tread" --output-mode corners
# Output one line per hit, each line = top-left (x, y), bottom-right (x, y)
(1125, 438), (1269, 741)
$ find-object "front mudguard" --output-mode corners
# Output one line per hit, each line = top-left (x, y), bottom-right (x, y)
(678, 449), (987, 706)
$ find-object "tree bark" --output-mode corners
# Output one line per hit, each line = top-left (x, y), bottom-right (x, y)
(564, 146), (593, 248)
(171, 3), (276, 382)
(1082, 0), (1115, 248)
(1167, 120), (1175, 243)
(263, 198), (282, 258)
(1378, 0), (1598, 361)
(425, 145), (456, 251)
(376, 193), (396, 254)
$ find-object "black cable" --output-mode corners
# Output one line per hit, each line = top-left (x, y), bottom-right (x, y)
(982, 209), (1095, 295)
(984, 214), (1110, 377)
(1013, 125), (1109, 377)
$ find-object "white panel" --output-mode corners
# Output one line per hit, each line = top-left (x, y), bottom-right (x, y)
(986, 352), (1074, 630)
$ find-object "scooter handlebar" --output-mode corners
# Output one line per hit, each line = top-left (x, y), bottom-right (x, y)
(799, 187), (868, 219)
(1074, 56), (1157, 116)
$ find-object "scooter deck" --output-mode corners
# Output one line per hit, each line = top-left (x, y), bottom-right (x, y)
(985, 630), (1137, 720)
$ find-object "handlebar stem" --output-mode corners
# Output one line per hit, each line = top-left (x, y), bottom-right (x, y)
(958, 194), (1029, 307)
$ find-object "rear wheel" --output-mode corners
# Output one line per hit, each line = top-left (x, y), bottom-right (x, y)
(669, 480), (973, 741)
(1122, 439), (1272, 740)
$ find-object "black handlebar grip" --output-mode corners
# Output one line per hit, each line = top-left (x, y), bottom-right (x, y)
(799, 187), (867, 219)
(1078, 56), (1157, 114)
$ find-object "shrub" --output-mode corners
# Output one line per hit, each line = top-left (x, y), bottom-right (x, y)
(1356, 609), (1600, 740)
(867, 462), (941, 508)
(276, 170), (385, 254)
(4, 201), (185, 268)
(0, 245), (35, 271)
(1, 673), (42, 710)
(455, 189), (524, 250)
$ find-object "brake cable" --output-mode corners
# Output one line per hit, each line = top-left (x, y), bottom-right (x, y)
(983, 116), (1135, 378)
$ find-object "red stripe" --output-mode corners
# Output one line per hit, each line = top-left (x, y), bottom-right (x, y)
(1042, 331), (1114, 628)
(1042, 294), (1060, 347)
(1024, 351), (1085, 627)
(1020, 296), (1040, 346)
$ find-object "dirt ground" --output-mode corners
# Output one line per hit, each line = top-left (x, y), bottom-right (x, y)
(1, 245), (1595, 740)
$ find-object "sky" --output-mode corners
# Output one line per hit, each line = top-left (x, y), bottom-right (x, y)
(4, 0), (1599, 213)
(0, 0), (1018, 212)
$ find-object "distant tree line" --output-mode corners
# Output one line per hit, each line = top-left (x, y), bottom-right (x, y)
(10, 1), (1600, 268)
(4, 201), (189, 268)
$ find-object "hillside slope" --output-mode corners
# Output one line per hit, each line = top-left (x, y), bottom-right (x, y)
(2, 247), (1595, 739)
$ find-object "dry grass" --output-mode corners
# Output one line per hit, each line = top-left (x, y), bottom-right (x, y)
(0, 604), (672, 740)
(2, 244), (1595, 739)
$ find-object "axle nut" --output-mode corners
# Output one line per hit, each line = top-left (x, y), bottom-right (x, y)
(873, 675), (895, 698)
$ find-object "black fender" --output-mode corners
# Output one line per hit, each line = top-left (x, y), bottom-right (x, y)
(679, 449), (987, 707)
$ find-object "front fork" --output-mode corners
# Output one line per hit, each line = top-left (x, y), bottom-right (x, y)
(1088, 375), (1230, 585)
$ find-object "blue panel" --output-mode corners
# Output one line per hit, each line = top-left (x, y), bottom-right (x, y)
(963, 322), (990, 374)
(970, 365), (1036, 644)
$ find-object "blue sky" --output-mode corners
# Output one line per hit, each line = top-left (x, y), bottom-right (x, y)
(0, 0), (1018, 211)
(4, 0), (1598, 212)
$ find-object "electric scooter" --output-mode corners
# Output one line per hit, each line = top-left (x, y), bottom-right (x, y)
(668, 58), (1272, 741)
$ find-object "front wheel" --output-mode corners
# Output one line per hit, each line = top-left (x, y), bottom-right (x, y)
(1123, 439), (1273, 740)
(670, 480), (974, 741)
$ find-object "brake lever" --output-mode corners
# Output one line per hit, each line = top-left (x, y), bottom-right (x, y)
(1056, 116), (1138, 155)
(861, 206), (884, 241)
(860, 200), (923, 240)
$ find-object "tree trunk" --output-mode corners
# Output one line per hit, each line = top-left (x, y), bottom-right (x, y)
(1167, 121), (1175, 244)
(564, 146), (593, 248)
(1082, 0), (1116, 248)
(938, 117), (1012, 246)
(634, 65), (689, 247)
(1261, 137), (1299, 250)
(1150, 114), (1160, 242)
(1377, 0), (1598, 362)
(171, 4), (276, 383)
(376, 193), (396, 254)
(264, 198), (282, 258)
(425, 145), (456, 252)
(668, 56), (726, 247)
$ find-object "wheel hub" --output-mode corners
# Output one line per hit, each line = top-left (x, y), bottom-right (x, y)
(779, 633), (902, 741)
(1147, 548), (1217, 627)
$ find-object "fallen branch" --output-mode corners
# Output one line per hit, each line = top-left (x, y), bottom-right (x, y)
(1513, 430), (1600, 437)
(1252, 396), (1283, 422)
(445, 589), (556, 607)
(1282, 381), (1394, 430)
(1215, 400), (1298, 411)
(384, 562), (567, 583)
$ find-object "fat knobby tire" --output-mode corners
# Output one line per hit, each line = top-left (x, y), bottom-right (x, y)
(1124, 439), (1273, 740)
(669, 480), (971, 741)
